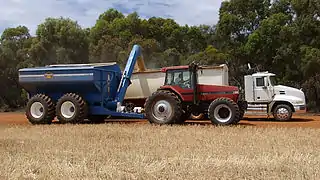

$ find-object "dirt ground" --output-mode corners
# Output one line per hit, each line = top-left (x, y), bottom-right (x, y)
(1, 112), (320, 128)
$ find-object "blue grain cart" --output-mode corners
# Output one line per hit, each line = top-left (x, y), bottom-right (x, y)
(18, 45), (145, 124)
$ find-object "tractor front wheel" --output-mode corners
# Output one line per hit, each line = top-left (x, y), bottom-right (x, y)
(25, 94), (55, 124)
(208, 98), (240, 125)
(56, 93), (88, 124)
(144, 90), (182, 124)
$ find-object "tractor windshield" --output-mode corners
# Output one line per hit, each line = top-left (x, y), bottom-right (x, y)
(165, 70), (191, 89)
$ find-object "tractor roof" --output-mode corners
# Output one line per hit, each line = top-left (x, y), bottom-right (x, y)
(160, 65), (189, 72)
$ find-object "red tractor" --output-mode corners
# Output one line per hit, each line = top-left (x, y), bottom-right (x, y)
(144, 63), (247, 125)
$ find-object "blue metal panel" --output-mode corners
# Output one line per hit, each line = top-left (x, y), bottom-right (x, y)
(90, 106), (145, 119)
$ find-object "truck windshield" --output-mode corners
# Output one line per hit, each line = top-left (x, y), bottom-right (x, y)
(269, 76), (276, 86)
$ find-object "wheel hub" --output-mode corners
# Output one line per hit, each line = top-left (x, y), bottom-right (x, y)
(276, 107), (289, 120)
(61, 101), (76, 119)
(152, 100), (173, 121)
(30, 102), (44, 119)
(158, 105), (165, 112)
(214, 104), (232, 123)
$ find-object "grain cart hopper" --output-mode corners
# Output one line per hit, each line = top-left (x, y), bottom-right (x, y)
(18, 45), (146, 124)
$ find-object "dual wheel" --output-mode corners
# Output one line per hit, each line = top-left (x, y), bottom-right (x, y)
(144, 90), (240, 125)
(26, 93), (96, 124)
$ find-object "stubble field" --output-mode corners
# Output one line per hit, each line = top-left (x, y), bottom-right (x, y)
(1, 113), (320, 179)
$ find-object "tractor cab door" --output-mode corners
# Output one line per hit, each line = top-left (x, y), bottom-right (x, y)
(165, 70), (194, 101)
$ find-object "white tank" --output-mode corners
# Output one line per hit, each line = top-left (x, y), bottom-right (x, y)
(124, 64), (229, 106)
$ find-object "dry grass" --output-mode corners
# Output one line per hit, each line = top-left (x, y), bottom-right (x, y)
(0, 122), (320, 180)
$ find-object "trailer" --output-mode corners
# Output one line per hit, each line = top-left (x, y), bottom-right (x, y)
(19, 45), (146, 124)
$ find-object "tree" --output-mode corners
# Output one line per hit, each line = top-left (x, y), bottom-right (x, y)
(36, 17), (89, 65)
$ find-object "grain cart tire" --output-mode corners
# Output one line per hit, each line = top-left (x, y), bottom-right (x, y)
(208, 98), (240, 125)
(25, 94), (55, 124)
(144, 90), (182, 124)
(273, 104), (292, 121)
(56, 93), (88, 124)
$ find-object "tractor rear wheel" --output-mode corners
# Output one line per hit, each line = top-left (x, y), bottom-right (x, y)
(208, 98), (240, 125)
(25, 94), (55, 124)
(56, 93), (88, 124)
(144, 90), (182, 124)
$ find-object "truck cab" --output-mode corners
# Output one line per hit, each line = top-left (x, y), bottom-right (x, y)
(244, 72), (306, 121)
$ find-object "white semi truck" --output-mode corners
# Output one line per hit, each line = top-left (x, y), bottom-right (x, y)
(124, 63), (306, 121)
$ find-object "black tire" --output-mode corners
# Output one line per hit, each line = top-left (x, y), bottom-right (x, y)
(273, 104), (292, 121)
(237, 109), (245, 122)
(144, 90), (182, 124)
(177, 111), (191, 124)
(235, 101), (247, 123)
(56, 93), (88, 124)
(208, 98), (240, 125)
(25, 94), (55, 125)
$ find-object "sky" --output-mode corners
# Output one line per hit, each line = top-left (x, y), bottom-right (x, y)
(0, 0), (224, 35)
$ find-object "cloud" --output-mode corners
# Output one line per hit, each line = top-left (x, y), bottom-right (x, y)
(0, 0), (223, 35)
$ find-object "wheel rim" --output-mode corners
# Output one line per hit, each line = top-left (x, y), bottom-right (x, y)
(61, 101), (76, 119)
(276, 107), (289, 120)
(214, 104), (232, 123)
(30, 102), (44, 119)
(152, 100), (173, 121)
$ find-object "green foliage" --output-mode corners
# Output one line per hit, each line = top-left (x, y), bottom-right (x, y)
(1, 0), (320, 111)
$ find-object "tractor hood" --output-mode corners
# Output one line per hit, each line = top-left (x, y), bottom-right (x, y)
(198, 84), (239, 94)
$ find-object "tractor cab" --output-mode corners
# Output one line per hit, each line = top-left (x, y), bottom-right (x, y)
(162, 66), (193, 89)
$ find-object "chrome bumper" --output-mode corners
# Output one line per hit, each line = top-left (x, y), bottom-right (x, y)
(294, 105), (306, 113)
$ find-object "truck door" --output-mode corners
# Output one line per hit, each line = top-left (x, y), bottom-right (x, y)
(254, 76), (273, 102)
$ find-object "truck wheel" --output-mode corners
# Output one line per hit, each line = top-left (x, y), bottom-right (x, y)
(56, 93), (88, 124)
(208, 98), (240, 125)
(273, 104), (292, 121)
(144, 90), (182, 124)
(25, 94), (55, 124)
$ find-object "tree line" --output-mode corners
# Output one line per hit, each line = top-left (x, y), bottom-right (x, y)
(0, 0), (319, 112)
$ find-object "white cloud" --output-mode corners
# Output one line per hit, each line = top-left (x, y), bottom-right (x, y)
(0, 0), (223, 35)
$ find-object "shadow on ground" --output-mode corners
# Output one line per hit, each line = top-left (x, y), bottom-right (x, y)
(242, 117), (313, 123)
(50, 119), (257, 127)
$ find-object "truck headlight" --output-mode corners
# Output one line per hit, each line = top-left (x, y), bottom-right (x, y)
(233, 90), (239, 94)
(295, 100), (304, 104)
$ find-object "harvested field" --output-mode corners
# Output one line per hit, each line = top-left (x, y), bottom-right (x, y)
(1, 113), (320, 179)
